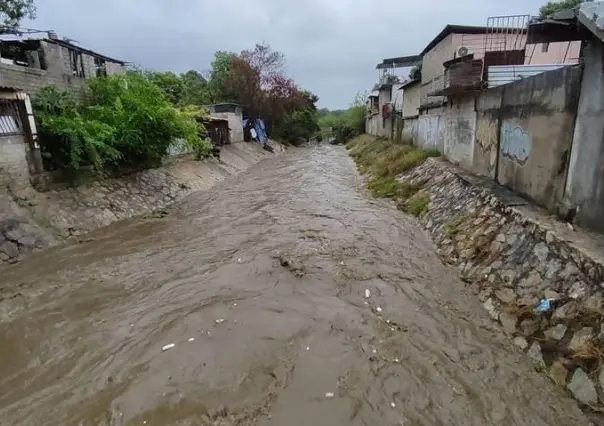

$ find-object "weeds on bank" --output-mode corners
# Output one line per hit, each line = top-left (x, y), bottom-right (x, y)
(401, 191), (430, 217)
(347, 135), (439, 217)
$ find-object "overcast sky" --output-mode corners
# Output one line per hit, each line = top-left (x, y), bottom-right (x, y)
(26, 0), (548, 109)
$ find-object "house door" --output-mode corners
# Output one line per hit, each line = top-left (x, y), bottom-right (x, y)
(0, 98), (29, 189)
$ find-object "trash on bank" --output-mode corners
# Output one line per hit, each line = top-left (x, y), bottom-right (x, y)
(376, 306), (383, 313)
(162, 343), (176, 352)
(188, 338), (195, 342)
(365, 289), (371, 298)
(534, 299), (551, 313)
(215, 318), (225, 324)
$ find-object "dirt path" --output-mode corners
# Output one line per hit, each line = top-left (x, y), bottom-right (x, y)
(0, 145), (591, 425)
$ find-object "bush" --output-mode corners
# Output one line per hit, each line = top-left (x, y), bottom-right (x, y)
(35, 87), (120, 175)
(35, 73), (211, 176)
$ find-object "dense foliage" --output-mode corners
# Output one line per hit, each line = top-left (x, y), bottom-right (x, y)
(143, 43), (321, 145)
(35, 73), (211, 177)
(36, 41), (321, 178)
(318, 93), (367, 144)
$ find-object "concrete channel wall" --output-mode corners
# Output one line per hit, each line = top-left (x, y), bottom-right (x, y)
(0, 142), (284, 266)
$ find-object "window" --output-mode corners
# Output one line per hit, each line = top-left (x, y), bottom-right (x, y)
(542, 43), (550, 53)
(69, 49), (85, 77)
(94, 56), (107, 77)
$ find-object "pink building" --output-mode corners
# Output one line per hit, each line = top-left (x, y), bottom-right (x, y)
(417, 24), (580, 107)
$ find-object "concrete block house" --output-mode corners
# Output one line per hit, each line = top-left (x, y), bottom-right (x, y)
(0, 31), (126, 191)
(0, 31), (125, 99)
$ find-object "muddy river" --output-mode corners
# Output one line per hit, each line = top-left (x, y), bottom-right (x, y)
(0, 146), (591, 425)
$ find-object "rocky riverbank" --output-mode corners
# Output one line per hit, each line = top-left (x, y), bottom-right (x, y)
(399, 158), (604, 412)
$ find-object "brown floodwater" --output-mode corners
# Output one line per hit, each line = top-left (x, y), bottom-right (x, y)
(0, 145), (592, 425)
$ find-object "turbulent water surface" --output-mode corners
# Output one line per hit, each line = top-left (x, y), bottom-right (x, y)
(0, 145), (591, 425)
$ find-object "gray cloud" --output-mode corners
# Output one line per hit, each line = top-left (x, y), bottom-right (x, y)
(27, 0), (546, 109)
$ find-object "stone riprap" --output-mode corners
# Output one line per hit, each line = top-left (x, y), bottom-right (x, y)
(400, 158), (604, 410)
(0, 142), (283, 266)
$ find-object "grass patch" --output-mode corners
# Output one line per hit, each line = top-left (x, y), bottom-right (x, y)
(400, 191), (430, 217)
(367, 176), (421, 199)
(423, 148), (441, 158)
(347, 135), (436, 217)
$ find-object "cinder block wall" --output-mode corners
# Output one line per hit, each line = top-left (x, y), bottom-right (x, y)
(0, 41), (124, 100)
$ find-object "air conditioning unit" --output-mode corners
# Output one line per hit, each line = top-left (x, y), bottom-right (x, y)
(455, 46), (473, 58)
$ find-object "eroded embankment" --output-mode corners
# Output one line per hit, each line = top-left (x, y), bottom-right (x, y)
(0, 142), (283, 266)
(347, 134), (604, 414)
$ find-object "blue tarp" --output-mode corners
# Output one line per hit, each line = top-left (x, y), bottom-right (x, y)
(243, 118), (268, 143)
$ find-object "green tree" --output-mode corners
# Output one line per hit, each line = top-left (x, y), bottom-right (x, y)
(180, 70), (209, 106)
(539, 0), (580, 18)
(0, 0), (36, 31)
(147, 71), (184, 105)
(207, 51), (238, 103)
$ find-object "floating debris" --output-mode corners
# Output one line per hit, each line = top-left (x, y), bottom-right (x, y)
(233, 303), (238, 307)
(306, 346), (310, 351)
(365, 289), (371, 298)
(534, 299), (551, 313)
(391, 402), (396, 408)
(162, 343), (175, 352)
(188, 338), (195, 342)
(215, 319), (225, 324)
(325, 392), (335, 398)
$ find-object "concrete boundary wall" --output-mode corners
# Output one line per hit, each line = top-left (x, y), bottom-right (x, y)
(404, 66), (583, 220)
(418, 107), (445, 151)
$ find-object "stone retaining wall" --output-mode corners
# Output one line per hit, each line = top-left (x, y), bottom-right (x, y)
(0, 142), (283, 266)
(401, 158), (604, 410)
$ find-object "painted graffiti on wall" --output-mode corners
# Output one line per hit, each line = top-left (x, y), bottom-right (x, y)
(475, 119), (498, 176)
(500, 122), (532, 165)
(418, 114), (443, 150)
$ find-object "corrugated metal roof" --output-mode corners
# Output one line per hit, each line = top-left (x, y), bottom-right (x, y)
(487, 64), (566, 88)
(376, 55), (422, 69)
(0, 36), (126, 64)
(397, 78), (421, 90)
